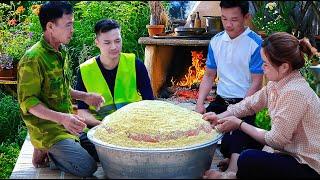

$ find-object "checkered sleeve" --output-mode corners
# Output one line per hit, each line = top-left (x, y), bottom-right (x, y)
(264, 90), (307, 150)
(227, 85), (268, 118)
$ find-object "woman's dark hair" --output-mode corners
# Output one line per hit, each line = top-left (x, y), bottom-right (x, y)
(94, 19), (120, 36)
(262, 32), (318, 70)
(39, 1), (73, 31)
(220, 1), (249, 15)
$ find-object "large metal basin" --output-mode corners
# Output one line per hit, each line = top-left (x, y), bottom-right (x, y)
(88, 125), (223, 179)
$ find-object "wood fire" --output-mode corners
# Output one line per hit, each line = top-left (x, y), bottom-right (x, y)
(163, 50), (216, 104)
(171, 50), (206, 88)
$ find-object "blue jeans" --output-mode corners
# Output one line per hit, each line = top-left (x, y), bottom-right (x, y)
(237, 149), (320, 178)
(48, 139), (97, 177)
(79, 132), (99, 162)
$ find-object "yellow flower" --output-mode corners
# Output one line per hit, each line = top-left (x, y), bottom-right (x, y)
(16, 6), (25, 14)
(31, 5), (41, 15)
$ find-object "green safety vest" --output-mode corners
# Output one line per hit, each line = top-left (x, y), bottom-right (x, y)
(80, 53), (142, 120)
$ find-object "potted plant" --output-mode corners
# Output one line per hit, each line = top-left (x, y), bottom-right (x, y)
(0, 29), (32, 81)
(146, 1), (169, 36)
(0, 53), (16, 80)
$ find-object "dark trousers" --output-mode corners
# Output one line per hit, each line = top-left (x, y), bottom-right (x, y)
(206, 95), (263, 158)
(79, 132), (100, 162)
(237, 149), (320, 178)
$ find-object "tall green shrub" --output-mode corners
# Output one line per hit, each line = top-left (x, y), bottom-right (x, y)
(0, 93), (27, 178)
(0, 142), (21, 179)
(0, 94), (25, 144)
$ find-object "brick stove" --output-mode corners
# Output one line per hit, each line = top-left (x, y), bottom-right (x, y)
(136, 1), (227, 109)
(138, 37), (210, 96)
(138, 37), (216, 110)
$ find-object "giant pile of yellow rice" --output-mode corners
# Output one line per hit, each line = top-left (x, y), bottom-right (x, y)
(93, 100), (218, 148)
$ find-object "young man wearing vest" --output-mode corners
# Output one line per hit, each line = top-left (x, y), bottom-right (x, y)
(76, 19), (154, 160)
(195, 1), (264, 179)
(17, 1), (105, 177)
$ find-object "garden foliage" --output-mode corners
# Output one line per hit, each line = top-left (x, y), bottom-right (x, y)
(0, 93), (26, 144)
(252, 1), (296, 36)
(0, 142), (21, 179)
(0, 2), (34, 63)
(0, 91), (26, 178)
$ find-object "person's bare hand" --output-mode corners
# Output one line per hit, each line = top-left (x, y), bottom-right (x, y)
(195, 103), (206, 114)
(202, 111), (219, 125)
(84, 93), (105, 111)
(62, 114), (87, 136)
(215, 116), (242, 133)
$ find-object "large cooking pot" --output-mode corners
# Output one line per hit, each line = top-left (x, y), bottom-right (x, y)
(88, 125), (223, 179)
(203, 16), (222, 33)
(174, 26), (206, 36)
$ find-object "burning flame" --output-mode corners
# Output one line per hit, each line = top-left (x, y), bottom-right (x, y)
(171, 51), (206, 88)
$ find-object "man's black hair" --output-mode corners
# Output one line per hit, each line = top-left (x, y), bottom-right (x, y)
(220, 1), (249, 15)
(94, 19), (120, 36)
(39, 1), (73, 31)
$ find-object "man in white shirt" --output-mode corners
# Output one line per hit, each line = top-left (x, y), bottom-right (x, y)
(196, 1), (264, 178)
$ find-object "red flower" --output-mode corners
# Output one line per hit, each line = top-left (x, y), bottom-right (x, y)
(8, 19), (17, 26)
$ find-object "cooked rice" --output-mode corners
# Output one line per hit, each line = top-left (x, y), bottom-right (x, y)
(94, 100), (218, 148)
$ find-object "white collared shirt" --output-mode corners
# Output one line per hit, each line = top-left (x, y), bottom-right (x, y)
(206, 27), (263, 98)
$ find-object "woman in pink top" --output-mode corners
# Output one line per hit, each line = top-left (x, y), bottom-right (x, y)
(203, 32), (320, 179)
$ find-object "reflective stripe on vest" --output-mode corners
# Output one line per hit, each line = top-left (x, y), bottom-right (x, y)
(79, 53), (142, 120)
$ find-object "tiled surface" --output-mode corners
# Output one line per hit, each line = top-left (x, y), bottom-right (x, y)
(10, 135), (223, 179)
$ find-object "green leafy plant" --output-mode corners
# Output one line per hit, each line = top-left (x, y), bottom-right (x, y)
(0, 142), (21, 179)
(301, 54), (319, 92)
(0, 92), (26, 178)
(0, 2), (35, 65)
(255, 108), (271, 130)
(252, 1), (296, 36)
(290, 1), (320, 41)
(0, 94), (25, 144)
(70, 44), (95, 88)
